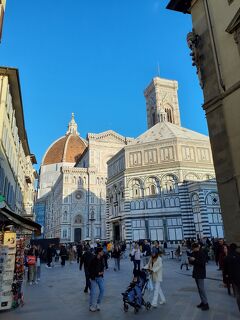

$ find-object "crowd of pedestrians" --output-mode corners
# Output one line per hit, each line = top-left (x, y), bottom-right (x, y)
(24, 237), (240, 314)
(174, 237), (240, 312)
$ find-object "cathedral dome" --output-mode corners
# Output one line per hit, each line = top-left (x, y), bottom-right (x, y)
(42, 114), (87, 165)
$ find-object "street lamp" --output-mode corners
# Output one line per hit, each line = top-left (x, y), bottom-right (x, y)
(89, 207), (95, 243)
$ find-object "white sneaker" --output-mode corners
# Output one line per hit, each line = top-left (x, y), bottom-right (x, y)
(96, 304), (100, 311)
(34, 281), (38, 285)
(29, 281), (33, 286)
(151, 304), (157, 308)
(89, 306), (96, 312)
(159, 300), (166, 305)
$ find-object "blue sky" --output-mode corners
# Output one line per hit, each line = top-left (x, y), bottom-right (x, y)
(1, 0), (207, 169)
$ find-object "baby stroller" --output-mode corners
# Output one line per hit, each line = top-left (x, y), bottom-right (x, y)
(122, 269), (151, 314)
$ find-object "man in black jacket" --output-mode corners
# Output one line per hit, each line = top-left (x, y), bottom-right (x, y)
(189, 243), (209, 311)
(80, 245), (94, 293)
(223, 243), (240, 312)
(89, 247), (105, 312)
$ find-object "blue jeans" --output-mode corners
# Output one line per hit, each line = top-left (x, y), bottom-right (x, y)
(114, 258), (120, 270)
(90, 277), (104, 307)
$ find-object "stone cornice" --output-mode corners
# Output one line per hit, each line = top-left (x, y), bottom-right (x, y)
(125, 161), (214, 173)
(87, 130), (133, 144)
(62, 167), (88, 174)
(203, 80), (240, 113)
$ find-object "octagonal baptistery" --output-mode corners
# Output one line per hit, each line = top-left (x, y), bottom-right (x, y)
(38, 114), (87, 198)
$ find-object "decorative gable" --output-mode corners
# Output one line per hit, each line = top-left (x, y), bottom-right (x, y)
(87, 130), (133, 144)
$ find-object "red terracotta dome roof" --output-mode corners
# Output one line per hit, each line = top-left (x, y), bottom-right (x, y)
(42, 134), (87, 165)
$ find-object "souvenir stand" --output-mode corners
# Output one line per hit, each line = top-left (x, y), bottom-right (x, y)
(0, 207), (41, 311)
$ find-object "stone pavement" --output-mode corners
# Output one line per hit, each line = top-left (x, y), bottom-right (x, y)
(0, 255), (239, 320)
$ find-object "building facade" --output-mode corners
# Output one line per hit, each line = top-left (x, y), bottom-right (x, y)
(166, 0), (240, 245)
(0, 0), (6, 42)
(37, 114), (132, 242)
(106, 77), (223, 242)
(0, 67), (37, 218)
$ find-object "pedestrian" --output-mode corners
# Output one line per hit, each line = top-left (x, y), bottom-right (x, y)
(175, 245), (181, 261)
(121, 241), (127, 258)
(142, 239), (151, 266)
(77, 242), (83, 263)
(112, 244), (121, 271)
(223, 243), (240, 312)
(68, 245), (75, 264)
(131, 243), (141, 273)
(102, 242), (109, 269)
(221, 244), (228, 286)
(215, 239), (225, 270)
(36, 253), (41, 281)
(180, 245), (190, 271)
(89, 247), (105, 312)
(80, 246), (94, 293)
(144, 247), (166, 307)
(27, 246), (38, 285)
(189, 243), (209, 311)
(60, 244), (67, 267)
(46, 244), (53, 268)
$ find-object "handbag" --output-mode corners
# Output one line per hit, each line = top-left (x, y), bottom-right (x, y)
(147, 277), (154, 291)
(129, 253), (135, 262)
(27, 255), (36, 266)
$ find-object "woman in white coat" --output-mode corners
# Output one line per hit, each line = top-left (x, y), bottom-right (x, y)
(144, 247), (166, 307)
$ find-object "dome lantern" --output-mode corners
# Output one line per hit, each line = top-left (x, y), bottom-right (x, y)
(66, 112), (79, 135)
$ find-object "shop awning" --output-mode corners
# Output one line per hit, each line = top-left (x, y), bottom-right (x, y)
(0, 206), (41, 236)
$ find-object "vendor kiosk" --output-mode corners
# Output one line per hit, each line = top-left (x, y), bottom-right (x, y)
(0, 207), (41, 311)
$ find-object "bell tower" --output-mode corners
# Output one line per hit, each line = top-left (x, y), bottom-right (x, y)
(144, 77), (181, 129)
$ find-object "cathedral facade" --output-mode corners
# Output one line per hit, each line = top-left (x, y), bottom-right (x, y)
(106, 77), (223, 242)
(36, 114), (131, 242)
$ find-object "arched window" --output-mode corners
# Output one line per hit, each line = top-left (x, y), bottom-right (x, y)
(191, 193), (199, 207)
(170, 198), (175, 207)
(175, 197), (180, 206)
(165, 198), (170, 207)
(152, 200), (157, 208)
(185, 173), (199, 181)
(161, 175), (178, 194)
(78, 177), (83, 186)
(63, 211), (68, 222)
(150, 185), (156, 195)
(157, 199), (162, 208)
(202, 174), (214, 181)
(206, 193), (219, 206)
(74, 215), (82, 224)
(165, 108), (173, 123)
(147, 200), (152, 209)
(135, 201), (140, 210)
(140, 200), (145, 209)
(72, 176), (76, 184)
(145, 177), (159, 196)
(131, 201), (136, 210)
(130, 179), (143, 198)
